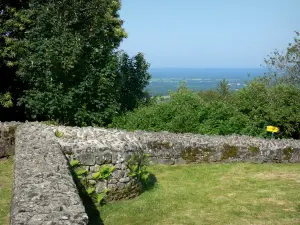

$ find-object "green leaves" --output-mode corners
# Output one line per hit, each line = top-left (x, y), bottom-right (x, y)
(1, 0), (150, 125)
(87, 187), (95, 195)
(0, 93), (13, 108)
(92, 165), (115, 180)
(127, 149), (151, 189)
(75, 168), (88, 176)
(55, 129), (64, 138)
(111, 81), (300, 139)
(118, 51), (151, 112)
(92, 171), (101, 180)
(264, 31), (300, 85)
(70, 160), (80, 168)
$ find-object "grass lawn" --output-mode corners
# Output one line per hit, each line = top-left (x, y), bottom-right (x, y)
(0, 158), (13, 225)
(101, 163), (300, 225)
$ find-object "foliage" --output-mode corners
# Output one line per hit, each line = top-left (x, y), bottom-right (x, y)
(127, 149), (152, 189)
(0, 92), (13, 108)
(54, 129), (64, 138)
(111, 81), (300, 139)
(0, 1), (31, 120)
(92, 165), (115, 180)
(0, 0), (151, 125)
(264, 31), (300, 85)
(216, 78), (231, 97)
(118, 51), (151, 112)
(70, 159), (111, 206)
(70, 159), (80, 168)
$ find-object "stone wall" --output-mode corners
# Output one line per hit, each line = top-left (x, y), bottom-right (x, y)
(3, 122), (300, 225)
(10, 123), (88, 225)
(0, 122), (21, 158)
(56, 126), (142, 201)
(133, 131), (300, 164)
(56, 126), (300, 166)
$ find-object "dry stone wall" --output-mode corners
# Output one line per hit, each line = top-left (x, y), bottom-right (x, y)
(0, 122), (21, 158)
(56, 126), (142, 201)
(10, 123), (88, 225)
(56, 126), (300, 166)
(1, 122), (300, 225)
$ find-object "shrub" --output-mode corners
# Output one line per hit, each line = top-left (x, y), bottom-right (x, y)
(110, 81), (300, 139)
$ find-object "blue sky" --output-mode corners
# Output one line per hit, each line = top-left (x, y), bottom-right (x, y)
(119, 0), (300, 68)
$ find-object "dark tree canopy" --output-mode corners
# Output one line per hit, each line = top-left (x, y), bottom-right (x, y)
(0, 0), (151, 125)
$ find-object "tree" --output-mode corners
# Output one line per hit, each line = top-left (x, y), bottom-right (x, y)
(0, 0), (151, 125)
(15, 0), (128, 126)
(118, 51), (151, 112)
(0, 0), (32, 120)
(216, 79), (230, 96)
(264, 31), (300, 85)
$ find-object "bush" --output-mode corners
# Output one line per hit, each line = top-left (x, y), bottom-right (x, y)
(110, 81), (300, 139)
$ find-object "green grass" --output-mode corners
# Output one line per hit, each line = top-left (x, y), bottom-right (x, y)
(101, 163), (300, 225)
(0, 158), (14, 225)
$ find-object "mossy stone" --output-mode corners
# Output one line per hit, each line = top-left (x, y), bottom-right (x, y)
(222, 144), (238, 160)
(248, 145), (259, 154)
(283, 147), (293, 160)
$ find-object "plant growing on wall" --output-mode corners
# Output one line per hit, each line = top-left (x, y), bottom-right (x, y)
(92, 165), (115, 181)
(127, 149), (152, 189)
(69, 159), (114, 206)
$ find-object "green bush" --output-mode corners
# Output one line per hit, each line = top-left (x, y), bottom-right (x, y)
(110, 81), (300, 139)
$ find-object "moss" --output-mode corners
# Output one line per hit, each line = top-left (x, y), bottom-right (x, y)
(180, 147), (214, 163)
(283, 147), (293, 160)
(202, 147), (214, 153)
(181, 147), (200, 162)
(222, 144), (238, 160)
(202, 148), (214, 162)
(55, 129), (64, 138)
(248, 145), (260, 154)
(148, 141), (172, 149)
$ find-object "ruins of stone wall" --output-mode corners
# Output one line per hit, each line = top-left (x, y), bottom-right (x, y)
(133, 131), (300, 164)
(0, 122), (21, 158)
(57, 126), (142, 201)
(10, 123), (88, 225)
(2, 122), (300, 225)
(57, 126), (300, 166)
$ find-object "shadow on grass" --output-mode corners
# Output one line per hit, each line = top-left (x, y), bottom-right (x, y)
(69, 170), (104, 225)
(141, 173), (157, 192)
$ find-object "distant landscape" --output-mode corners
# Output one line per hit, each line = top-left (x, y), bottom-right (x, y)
(147, 68), (268, 96)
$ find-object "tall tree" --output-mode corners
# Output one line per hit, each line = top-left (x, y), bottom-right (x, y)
(264, 31), (300, 85)
(16, 0), (128, 126)
(1, 0), (151, 125)
(118, 51), (151, 112)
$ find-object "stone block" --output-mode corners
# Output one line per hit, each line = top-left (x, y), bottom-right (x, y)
(96, 181), (107, 193)
(79, 153), (95, 166)
(95, 150), (112, 164)
(120, 177), (130, 183)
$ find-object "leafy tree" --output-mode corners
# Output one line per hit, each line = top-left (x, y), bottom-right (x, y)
(0, 0), (31, 120)
(264, 31), (300, 85)
(118, 51), (151, 112)
(0, 0), (151, 125)
(14, 0), (128, 125)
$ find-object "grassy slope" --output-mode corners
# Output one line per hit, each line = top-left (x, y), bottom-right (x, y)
(0, 158), (14, 225)
(101, 163), (300, 225)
